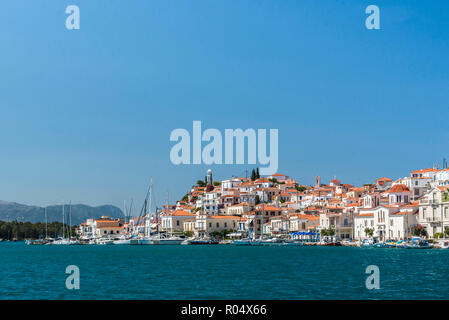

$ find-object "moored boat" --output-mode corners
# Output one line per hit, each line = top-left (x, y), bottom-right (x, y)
(404, 237), (432, 249)
(233, 239), (262, 246)
(188, 239), (219, 245)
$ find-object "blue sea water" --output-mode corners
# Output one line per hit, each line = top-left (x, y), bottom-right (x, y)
(1, 242), (448, 300)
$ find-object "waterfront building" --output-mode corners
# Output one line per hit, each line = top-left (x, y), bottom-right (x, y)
(194, 214), (239, 237)
(319, 207), (353, 240)
(161, 210), (196, 234)
(77, 216), (124, 239)
(94, 219), (124, 237)
(418, 186), (449, 237)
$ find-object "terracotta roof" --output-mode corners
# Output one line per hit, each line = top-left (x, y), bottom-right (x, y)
(170, 210), (196, 217)
(386, 184), (410, 193)
(376, 177), (392, 182)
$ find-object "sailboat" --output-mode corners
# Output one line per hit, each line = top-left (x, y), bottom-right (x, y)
(52, 202), (71, 245)
(26, 207), (49, 245)
(113, 199), (138, 245)
(52, 201), (80, 245)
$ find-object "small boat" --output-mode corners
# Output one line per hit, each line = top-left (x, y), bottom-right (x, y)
(188, 239), (219, 245)
(97, 238), (114, 245)
(395, 240), (406, 248)
(152, 237), (184, 245)
(25, 239), (47, 245)
(283, 241), (304, 246)
(219, 240), (234, 245)
(51, 238), (71, 245)
(113, 239), (139, 245)
(434, 241), (449, 249)
(233, 239), (262, 246)
(113, 235), (139, 245)
(361, 239), (374, 247)
(405, 238), (432, 249)
(373, 242), (388, 248)
(259, 238), (285, 246)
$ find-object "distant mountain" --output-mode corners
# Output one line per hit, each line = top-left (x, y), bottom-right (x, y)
(0, 201), (123, 225)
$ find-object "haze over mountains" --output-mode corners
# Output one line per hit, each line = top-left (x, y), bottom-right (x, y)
(0, 201), (123, 225)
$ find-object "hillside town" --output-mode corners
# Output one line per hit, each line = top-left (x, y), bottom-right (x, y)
(75, 165), (449, 245)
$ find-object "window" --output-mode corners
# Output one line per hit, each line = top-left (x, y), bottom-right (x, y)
(176, 220), (180, 226)
(216, 222), (219, 228)
(445, 207), (448, 219)
(209, 223), (212, 228)
(224, 222), (227, 228)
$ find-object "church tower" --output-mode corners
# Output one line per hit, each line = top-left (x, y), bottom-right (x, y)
(207, 169), (213, 186)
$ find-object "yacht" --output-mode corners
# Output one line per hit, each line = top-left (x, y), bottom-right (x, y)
(113, 235), (138, 245)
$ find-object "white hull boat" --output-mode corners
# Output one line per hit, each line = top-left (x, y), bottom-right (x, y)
(113, 238), (139, 245)
(233, 239), (262, 246)
(152, 238), (183, 245)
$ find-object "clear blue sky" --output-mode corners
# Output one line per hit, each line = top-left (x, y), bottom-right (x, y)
(0, 0), (448, 210)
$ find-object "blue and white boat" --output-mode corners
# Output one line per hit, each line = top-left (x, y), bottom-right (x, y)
(405, 237), (432, 249)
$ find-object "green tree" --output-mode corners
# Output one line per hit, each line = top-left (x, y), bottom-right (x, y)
(320, 227), (335, 237)
(296, 186), (306, 192)
(413, 225), (427, 237)
(251, 169), (256, 181)
(444, 227), (449, 238)
(184, 231), (194, 237)
(213, 181), (221, 186)
(196, 180), (205, 187)
(256, 168), (260, 179)
(434, 232), (444, 239)
(364, 227), (374, 237)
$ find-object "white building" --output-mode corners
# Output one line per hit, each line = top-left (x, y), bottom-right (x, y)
(418, 186), (449, 238)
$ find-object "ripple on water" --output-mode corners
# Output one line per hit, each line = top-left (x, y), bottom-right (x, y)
(1, 243), (449, 299)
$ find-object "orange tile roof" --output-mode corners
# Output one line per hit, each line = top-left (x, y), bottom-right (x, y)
(386, 184), (410, 193)
(171, 210), (196, 217)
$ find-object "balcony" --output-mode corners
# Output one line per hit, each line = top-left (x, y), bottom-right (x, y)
(421, 199), (440, 205)
(426, 217), (441, 223)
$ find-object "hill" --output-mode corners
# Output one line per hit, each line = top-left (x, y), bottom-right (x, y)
(0, 201), (123, 225)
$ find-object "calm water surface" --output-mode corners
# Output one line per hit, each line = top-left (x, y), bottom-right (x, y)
(1, 242), (448, 299)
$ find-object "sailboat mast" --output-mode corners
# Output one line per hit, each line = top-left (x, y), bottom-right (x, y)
(123, 200), (127, 224)
(259, 188), (265, 240)
(69, 201), (72, 240)
(45, 207), (48, 239)
(62, 201), (65, 239)
(148, 178), (153, 238)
